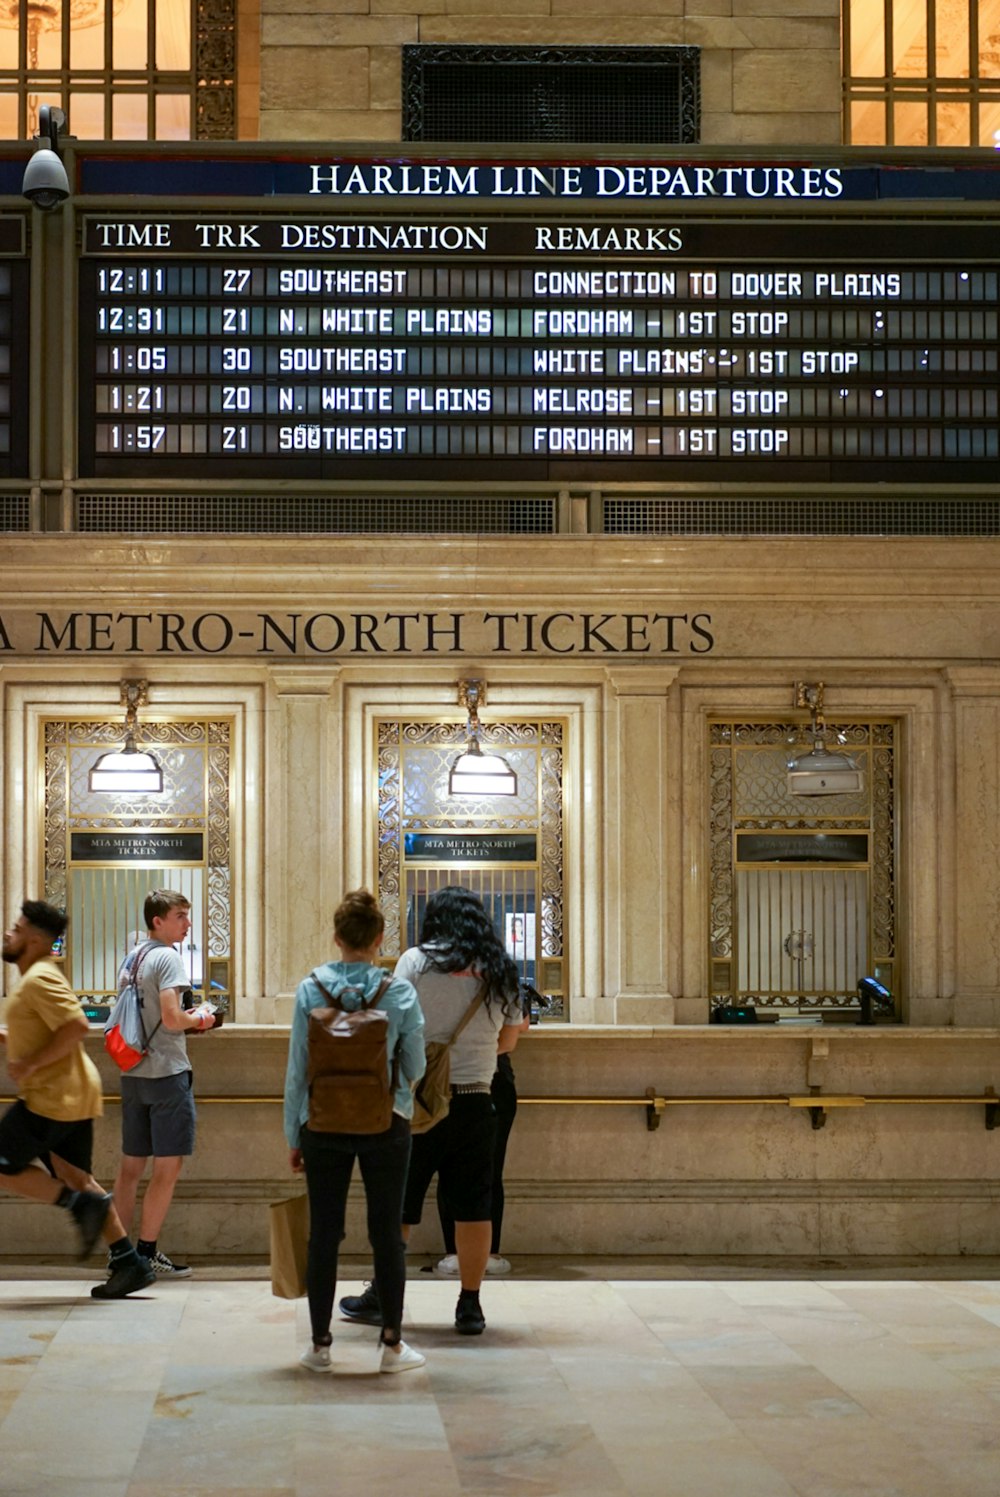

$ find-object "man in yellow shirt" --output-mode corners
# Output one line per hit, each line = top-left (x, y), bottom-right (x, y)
(0, 900), (155, 1298)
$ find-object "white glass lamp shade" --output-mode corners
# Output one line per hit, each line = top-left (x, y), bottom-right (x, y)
(448, 739), (517, 797)
(786, 745), (863, 797)
(89, 738), (163, 793)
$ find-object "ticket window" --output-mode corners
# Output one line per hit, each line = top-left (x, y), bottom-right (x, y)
(376, 715), (566, 1018)
(404, 863), (539, 987)
(709, 717), (898, 1017)
(66, 863), (217, 1001)
(43, 716), (234, 1012)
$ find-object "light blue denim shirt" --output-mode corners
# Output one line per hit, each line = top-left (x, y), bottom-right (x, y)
(283, 961), (425, 1147)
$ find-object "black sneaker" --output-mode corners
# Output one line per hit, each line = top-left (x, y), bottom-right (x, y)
(70, 1191), (112, 1260)
(338, 1282), (382, 1325)
(455, 1293), (486, 1336)
(91, 1254), (157, 1299)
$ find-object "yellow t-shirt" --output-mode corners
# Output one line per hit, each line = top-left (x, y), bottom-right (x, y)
(1, 959), (103, 1121)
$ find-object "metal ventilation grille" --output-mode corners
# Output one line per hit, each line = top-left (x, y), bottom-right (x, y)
(403, 46), (700, 144)
(0, 494), (30, 530)
(603, 496), (1000, 537)
(77, 493), (556, 535)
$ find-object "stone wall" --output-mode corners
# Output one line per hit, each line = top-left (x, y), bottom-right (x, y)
(256, 0), (842, 145)
(3, 1026), (998, 1261)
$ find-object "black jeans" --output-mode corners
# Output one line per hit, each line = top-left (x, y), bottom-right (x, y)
(300, 1113), (411, 1345)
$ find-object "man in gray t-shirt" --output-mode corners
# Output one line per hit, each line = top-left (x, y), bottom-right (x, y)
(105, 890), (217, 1282)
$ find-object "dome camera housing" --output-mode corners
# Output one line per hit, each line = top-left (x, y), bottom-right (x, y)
(23, 148), (70, 210)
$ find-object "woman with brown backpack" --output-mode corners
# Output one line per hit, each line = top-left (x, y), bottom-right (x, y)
(283, 889), (426, 1373)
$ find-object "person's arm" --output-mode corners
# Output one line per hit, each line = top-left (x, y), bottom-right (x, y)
(6, 1011), (89, 1085)
(395, 981), (426, 1085)
(159, 985), (215, 1033)
(496, 1016), (528, 1055)
(283, 984), (311, 1152)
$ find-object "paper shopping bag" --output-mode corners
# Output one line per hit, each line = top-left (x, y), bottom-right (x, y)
(269, 1194), (309, 1299)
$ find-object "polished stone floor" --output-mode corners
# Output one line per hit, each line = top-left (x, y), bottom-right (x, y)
(2, 1260), (1000, 1496)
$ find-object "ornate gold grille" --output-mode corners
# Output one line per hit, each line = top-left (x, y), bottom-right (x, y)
(43, 716), (233, 1009)
(709, 718), (897, 1016)
(377, 718), (565, 1017)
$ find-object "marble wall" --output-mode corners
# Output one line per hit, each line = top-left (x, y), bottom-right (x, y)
(3, 1026), (999, 1259)
(1, 533), (1000, 1028)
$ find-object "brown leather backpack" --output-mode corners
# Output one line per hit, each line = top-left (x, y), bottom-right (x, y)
(306, 973), (396, 1134)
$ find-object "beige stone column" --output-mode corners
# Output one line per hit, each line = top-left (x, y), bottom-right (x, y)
(945, 666), (1000, 1027)
(266, 667), (340, 1022)
(606, 667), (680, 1024)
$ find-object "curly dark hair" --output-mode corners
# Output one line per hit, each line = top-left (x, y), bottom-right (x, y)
(21, 900), (68, 942)
(418, 886), (518, 1011)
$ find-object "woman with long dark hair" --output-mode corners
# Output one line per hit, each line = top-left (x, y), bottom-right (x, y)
(339, 885), (522, 1336)
(283, 889), (426, 1373)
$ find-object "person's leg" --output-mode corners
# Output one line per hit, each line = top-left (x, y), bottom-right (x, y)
(356, 1115), (411, 1344)
(401, 1128), (439, 1239)
(339, 1122), (437, 1323)
(300, 1130), (354, 1349)
(0, 1105), (110, 1255)
(0, 1105), (91, 1204)
(136, 1155), (184, 1241)
(438, 1095), (496, 1331)
(49, 1153), (127, 1243)
(135, 1072), (196, 1262)
(112, 1153), (148, 1235)
(455, 1219), (492, 1288)
(489, 1065), (518, 1256)
(49, 1139), (155, 1299)
(0, 1164), (64, 1204)
(436, 1177), (456, 1258)
(114, 1075), (154, 1233)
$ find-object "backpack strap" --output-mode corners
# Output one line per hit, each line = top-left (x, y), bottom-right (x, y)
(128, 941), (164, 1053)
(309, 972), (393, 1011)
(446, 986), (485, 1050)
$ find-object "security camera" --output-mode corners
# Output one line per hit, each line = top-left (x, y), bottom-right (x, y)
(22, 105), (70, 211)
(22, 147), (70, 210)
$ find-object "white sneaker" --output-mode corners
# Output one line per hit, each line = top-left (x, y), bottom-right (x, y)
(380, 1340), (426, 1374)
(433, 1253), (460, 1277)
(299, 1345), (331, 1373)
(485, 1255), (512, 1276)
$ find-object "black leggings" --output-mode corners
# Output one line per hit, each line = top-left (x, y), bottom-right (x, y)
(438, 1060), (517, 1256)
(300, 1114), (411, 1345)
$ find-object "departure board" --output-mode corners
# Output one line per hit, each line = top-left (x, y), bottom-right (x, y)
(0, 217), (29, 478)
(78, 215), (1000, 482)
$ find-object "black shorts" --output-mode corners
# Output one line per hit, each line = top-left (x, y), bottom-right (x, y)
(402, 1091), (497, 1225)
(120, 1070), (196, 1157)
(0, 1100), (94, 1176)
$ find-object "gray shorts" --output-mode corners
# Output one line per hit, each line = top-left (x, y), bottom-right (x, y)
(120, 1070), (196, 1157)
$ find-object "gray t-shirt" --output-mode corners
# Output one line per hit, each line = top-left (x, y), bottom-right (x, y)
(393, 947), (521, 1087)
(117, 939), (190, 1079)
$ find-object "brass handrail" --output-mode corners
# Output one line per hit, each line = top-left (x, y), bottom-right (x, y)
(4, 1087), (992, 1133)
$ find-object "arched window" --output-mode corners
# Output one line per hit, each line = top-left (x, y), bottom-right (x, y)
(0, 0), (237, 140)
(845, 0), (1000, 145)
